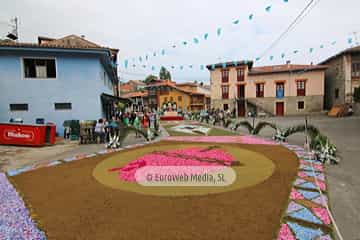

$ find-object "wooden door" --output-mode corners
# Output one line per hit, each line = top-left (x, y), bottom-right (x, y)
(237, 100), (245, 117)
(276, 102), (284, 116)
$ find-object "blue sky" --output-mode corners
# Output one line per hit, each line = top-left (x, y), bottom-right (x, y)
(1, 0), (360, 83)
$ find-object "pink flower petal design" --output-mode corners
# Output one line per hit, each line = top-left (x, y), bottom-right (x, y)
(298, 171), (307, 178)
(117, 147), (235, 182)
(290, 188), (304, 200)
(278, 223), (295, 240)
(312, 207), (331, 225)
(317, 180), (326, 191)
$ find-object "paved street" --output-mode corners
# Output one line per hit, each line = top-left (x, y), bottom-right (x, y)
(0, 132), (148, 172)
(239, 115), (360, 240)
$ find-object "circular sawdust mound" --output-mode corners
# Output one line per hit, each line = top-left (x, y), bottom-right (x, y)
(93, 142), (275, 196)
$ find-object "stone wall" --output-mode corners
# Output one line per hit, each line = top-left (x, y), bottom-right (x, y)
(324, 56), (346, 109)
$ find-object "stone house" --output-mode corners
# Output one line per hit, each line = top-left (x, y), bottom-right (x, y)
(320, 46), (360, 109)
(208, 61), (327, 116)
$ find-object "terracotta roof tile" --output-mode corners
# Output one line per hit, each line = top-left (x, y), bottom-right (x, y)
(0, 35), (118, 52)
(121, 91), (149, 98)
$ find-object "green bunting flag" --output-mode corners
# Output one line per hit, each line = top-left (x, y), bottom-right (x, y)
(183, 41), (188, 46)
(180, 66), (184, 70)
(200, 65), (204, 70)
(281, 53), (285, 58)
(255, 57), (261, 61)
(151, 66), (155, 71)
(293, 50), (299, 54)
(348, 38), (353, 44)
(189, 65), (193, 68)
(153, 52), (156, 57)
(124, 59), (128, 68)
(217, 28), (222, 36)
(331, 41), (337, 45)
(270, 56), (274, 60)
(145, 55), (149, 60)
(233, 19), (240, 25)
(139, 56), (142, 62)
(161, 49), (165, 55)
(204, 33), (209, 40)
(309, 48), (314, 53)
(193, 38), (199, 44)
(265, 6), (272, 12)
(249, 14), (254, 20)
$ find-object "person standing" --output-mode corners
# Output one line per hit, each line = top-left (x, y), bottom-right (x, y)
(133, 113), (141, 138)
(94, 118), (105, 143)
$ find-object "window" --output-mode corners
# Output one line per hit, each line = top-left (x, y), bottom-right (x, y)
(335, 88), (339, 99)
(223, 104), (229, 111)
(352, 63), (360, 77)
(54, 103), (72, 110)
(221, 70), (229, 83)
(221, 85), (229, 99)
(276, 83), (285, 98)
(23, 58), (56, 79)
(10, 103), (28, 111)
(298, 101), (305, 110)
(237, 68), (245, 82)
(256, 83), (264, 98)
(170, 96), (174, 102)
(296, 80), (306, 96)
(164, 97), (168, 102)
(178, 96), (182, 102)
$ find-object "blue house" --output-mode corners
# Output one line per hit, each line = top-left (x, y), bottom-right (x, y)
(0, 35), (126, 135)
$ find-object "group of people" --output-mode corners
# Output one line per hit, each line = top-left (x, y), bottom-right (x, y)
(94, 110), (159, 146)
(184, 108), (236, 124)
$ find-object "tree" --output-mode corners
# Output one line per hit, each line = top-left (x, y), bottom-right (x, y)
(144, 75), (158, 84)
(159, 66), (171, 80)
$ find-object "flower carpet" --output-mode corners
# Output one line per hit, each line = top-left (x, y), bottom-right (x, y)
(0, 135), (336, 239)
(170, 124), (211, 135)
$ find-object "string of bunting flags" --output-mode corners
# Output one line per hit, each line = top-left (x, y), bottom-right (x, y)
(122, 36), (355, 72)
(123, 0), (290, 70)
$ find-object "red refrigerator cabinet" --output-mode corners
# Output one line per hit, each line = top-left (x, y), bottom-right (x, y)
(0, 123), (56, 146)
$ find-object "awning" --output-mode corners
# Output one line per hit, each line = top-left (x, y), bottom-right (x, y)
(101, 93), (133, 104)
